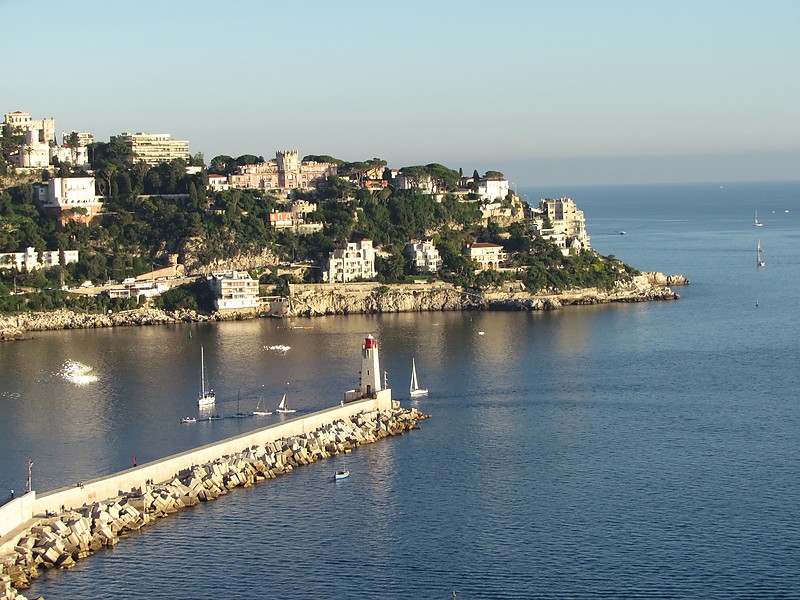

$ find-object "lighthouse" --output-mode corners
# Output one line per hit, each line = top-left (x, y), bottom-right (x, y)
(344, 334), (393, 405)
(360, 334), (382, 397)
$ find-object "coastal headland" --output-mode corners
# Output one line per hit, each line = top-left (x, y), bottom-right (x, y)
(0, 272), (687, 341)
(0, 398), (429, 597)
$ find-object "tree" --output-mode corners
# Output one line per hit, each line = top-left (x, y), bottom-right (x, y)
(236, 154), (264, 166)
(302, 155), (345, 166)
(208, 155), (237, 175)
(484, 170), (504, 178)
(65, 131), (80, 164)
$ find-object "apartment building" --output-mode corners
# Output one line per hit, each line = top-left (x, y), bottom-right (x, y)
(532, 197), (591, 254)
(403, 240), (442, 273)
(110, 132), (190, 166)
(464, 242), (506, 271)
(0, 247), (79, 271)
(209, 271), (260, 310)
(325, 239), (377, 283)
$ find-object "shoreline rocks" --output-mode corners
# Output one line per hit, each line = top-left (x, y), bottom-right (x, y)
(0, 272), (688, 341)
(0, 407), (429, 597)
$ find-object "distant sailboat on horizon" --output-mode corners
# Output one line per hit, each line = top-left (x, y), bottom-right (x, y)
(754, 210), (763, 227)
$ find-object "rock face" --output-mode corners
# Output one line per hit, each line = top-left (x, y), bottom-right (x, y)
(0, 407), (429, 595)
(286, 272), (686, 316)
(0, 272), (688, 341)
(288, 283), (482, 316)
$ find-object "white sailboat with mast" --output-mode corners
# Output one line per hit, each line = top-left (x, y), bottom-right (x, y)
(252, 385), (272, 416)
(276, 383), (296, 414)
(197, 345), (216, 407)
(754, 210), (763, 227)
(409, 357), (428, 398)
(757, 239), (765, 267)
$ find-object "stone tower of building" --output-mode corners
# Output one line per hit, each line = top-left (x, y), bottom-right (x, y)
(276, 150), (299, 173)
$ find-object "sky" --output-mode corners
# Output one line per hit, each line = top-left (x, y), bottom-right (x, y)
(2, 0), (798, 186)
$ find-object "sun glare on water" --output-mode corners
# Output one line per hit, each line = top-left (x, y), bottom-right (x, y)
(60, 360), (98, 386)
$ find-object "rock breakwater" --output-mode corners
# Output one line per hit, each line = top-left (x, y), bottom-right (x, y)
(0, 406), (428, 597)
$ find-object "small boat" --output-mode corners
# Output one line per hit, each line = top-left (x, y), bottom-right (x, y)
(409, 357), (428, 398)
(180, 416), (197, 424)
(233, 388), (249, 418)
(335, 457), (349, 480)
(754, 211), (763, 227)
(757, 239), (765, 267)
(197, 345), (216, 407)
(276, 385), (296, 414)
(252, 386), (272, 416)
(619, 230), (626, 235)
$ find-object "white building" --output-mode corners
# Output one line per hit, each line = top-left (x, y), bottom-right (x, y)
(476, 177), (510, 201)
(51, 143), (89, 167)
(207, 174), (229, 191)
(209, 270), (259, 310)
(0, 247), (79, 271)
(3, 111), (55, 143)
(325, 239), (377, 283)
(110, 132), (190, 166)
(34, 177), (103, 224)
(403, 239), (441, 273)
(392, 173), (440, 195)
(532, 197), (591, 254)
(464, 242), (506, 271)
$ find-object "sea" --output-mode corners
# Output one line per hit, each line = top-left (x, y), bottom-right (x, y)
(1, 180), (799, 599)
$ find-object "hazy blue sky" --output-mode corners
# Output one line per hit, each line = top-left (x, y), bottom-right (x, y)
(2, 0), (798, 185)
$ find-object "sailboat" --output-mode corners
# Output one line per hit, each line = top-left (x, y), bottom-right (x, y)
(276, 384), (296, 414)
(197, 345), (216, 407)
(409, 357), (428, 398)
(754, 211), (763, 227)
(757, 239), (765, 267)
(252, 385), (272, 416)
(233, 388), (249, 418)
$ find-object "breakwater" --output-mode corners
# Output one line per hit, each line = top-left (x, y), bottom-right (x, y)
(0, 401), (428, 598)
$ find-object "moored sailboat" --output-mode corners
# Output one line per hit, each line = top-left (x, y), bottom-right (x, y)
(409, 357), (428, 398)
(197, 346), (216, 407)
(252, 385), (272, 416)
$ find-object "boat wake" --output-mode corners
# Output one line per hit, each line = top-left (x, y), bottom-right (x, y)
(263, 344), (291, 353)
(59, 360), (98, 386)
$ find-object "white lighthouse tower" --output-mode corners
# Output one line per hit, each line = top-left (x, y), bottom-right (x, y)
(344, 334), (393, 404)
(360, 334), (382, 397)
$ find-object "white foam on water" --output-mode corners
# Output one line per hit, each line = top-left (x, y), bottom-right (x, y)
(263, 345), (291, 353)
(60, 360), (98, 385)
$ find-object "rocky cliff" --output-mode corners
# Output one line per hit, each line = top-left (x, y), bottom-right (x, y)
(285, 272), (686, 316)
(0, 273), (688, 341)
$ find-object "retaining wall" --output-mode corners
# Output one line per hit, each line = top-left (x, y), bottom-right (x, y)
(0, 493), (36, 541)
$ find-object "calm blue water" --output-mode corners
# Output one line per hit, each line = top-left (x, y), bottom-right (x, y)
(2, 181), (799, 598)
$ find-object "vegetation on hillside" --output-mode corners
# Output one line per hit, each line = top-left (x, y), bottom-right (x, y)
(0, 148), (638, 314)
